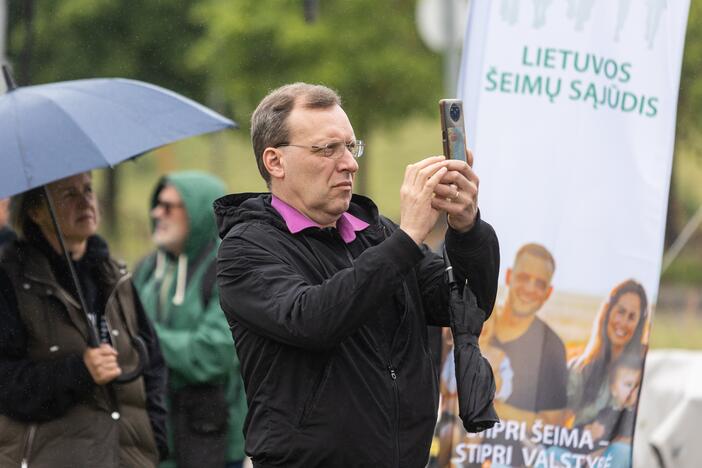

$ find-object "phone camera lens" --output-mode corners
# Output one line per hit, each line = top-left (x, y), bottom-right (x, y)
(450, 103), (461, 122)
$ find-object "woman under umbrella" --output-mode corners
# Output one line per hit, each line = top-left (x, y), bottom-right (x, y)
(0, 172), (168, 467)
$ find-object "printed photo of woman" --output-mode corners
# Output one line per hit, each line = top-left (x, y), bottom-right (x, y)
(567, 279), (649, 427)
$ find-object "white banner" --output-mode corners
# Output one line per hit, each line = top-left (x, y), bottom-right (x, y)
(430, 1), (691, 467)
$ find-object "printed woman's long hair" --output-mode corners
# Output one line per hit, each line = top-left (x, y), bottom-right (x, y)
(570, 279), (649, 406)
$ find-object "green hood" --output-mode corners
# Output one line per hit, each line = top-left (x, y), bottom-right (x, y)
(142, 172), (246, 463)
(150, 171), (227, 258)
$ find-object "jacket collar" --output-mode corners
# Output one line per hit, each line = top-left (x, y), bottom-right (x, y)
(270, 195), (369, 244)
(19, 223), (122, 295)
(214, 192), (382, 241)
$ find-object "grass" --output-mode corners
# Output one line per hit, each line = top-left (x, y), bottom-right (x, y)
(661, 250), (702, 285)
(649, 311), (702, 350)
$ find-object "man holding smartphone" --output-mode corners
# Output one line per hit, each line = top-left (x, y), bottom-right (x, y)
(214, 83), (499, 467)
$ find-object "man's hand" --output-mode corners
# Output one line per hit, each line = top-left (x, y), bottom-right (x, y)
(83, 344), (122, 385)
(400, 156), (449, 245)
(432, 149), (479, 232)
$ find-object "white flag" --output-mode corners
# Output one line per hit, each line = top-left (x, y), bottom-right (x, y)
(431, 1), (691, 467)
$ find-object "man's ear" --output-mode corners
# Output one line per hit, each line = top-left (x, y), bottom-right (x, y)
(505, 268), (512, 285)
(263, 147), (285, 181)
(544, 285), (553, 301)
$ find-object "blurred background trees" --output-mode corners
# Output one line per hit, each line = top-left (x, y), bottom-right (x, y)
(6, 0), (442, 195)
(4, 0), (702, 295)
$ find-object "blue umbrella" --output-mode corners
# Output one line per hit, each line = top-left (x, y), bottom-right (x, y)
(0, 65), (236, 199)
(0, 65), (236, 416)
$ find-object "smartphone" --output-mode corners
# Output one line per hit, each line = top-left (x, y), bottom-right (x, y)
(439, 99), (467, 162)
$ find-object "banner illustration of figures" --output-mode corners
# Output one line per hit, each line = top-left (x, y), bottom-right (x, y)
(429, 1), (690, 467)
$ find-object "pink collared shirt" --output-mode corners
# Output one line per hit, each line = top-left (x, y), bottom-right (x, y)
(271, 195), (369, 244)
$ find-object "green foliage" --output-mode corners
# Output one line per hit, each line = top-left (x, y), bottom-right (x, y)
(6, 0), (701, 259)
(675, 134), (702, 217)
(7, 0), (208, 101)
(8, 0), (443, 193)
(8, 0), (443, 134)
(661, 252), (702, 286)
(186, 0), (442, 134)
(678, 0), (702, 142)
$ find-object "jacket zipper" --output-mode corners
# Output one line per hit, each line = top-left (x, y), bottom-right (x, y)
(24, 270), (132, 343)
(343, 226), (401, 465)
(103, 272), (132, 344)
(336, 225), (403, 466)
(102, 273), (133, 420)
(388, 363), (400, 468)
(386, 281), (411, 468)
(20, 424), (37, 468)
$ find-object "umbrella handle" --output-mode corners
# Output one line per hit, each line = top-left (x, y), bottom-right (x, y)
(42, 186), (148, 384)
(442, 245), (458, 290)
(43, 186), (103, 347)
(114, 335), (148, 384)
(98, 332), (148, 421)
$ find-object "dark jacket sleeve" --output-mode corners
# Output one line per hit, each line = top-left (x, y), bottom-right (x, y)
(374, 215), (451, 327)
(0, 269), (95, 422)
(217, 225), (425, 351)
(132, 285), (169, 461)
(412, 212), (500, 327)
(413, 242), (451, 327)
(444, 211), (500, 315)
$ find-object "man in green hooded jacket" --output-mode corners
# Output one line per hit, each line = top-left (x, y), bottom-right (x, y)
(134, 171), (246, 468)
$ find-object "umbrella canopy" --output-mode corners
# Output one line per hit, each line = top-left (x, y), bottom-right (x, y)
(0, 65), (236, 199)
(0, 66), (236, 402)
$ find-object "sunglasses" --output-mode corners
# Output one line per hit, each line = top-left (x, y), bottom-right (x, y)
(154, 199), (184, 216)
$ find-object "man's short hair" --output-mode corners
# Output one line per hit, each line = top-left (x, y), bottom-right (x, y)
(251, 83), (341, 185)
(514, 243), (556, 274)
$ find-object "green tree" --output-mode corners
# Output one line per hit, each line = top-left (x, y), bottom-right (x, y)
(678, 0), (702, 142)
(7, 0), (209, 234)
(187, 0), (443, 193)
(7, 0), (206, 97)
(8, 0), (443, 195)
(665, 0), (702, 248)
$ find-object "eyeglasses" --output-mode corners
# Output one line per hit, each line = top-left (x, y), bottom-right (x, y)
(275, 139), (365, 159)
(154, 200), (184, 216)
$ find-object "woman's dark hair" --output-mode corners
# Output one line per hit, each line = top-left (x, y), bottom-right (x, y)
(571, 279), (649, 406)
(9, 186), (47, 240)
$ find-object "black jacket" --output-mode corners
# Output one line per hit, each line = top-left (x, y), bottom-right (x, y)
(214, 193), (499, 468)
(0, 226), (16, 249)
